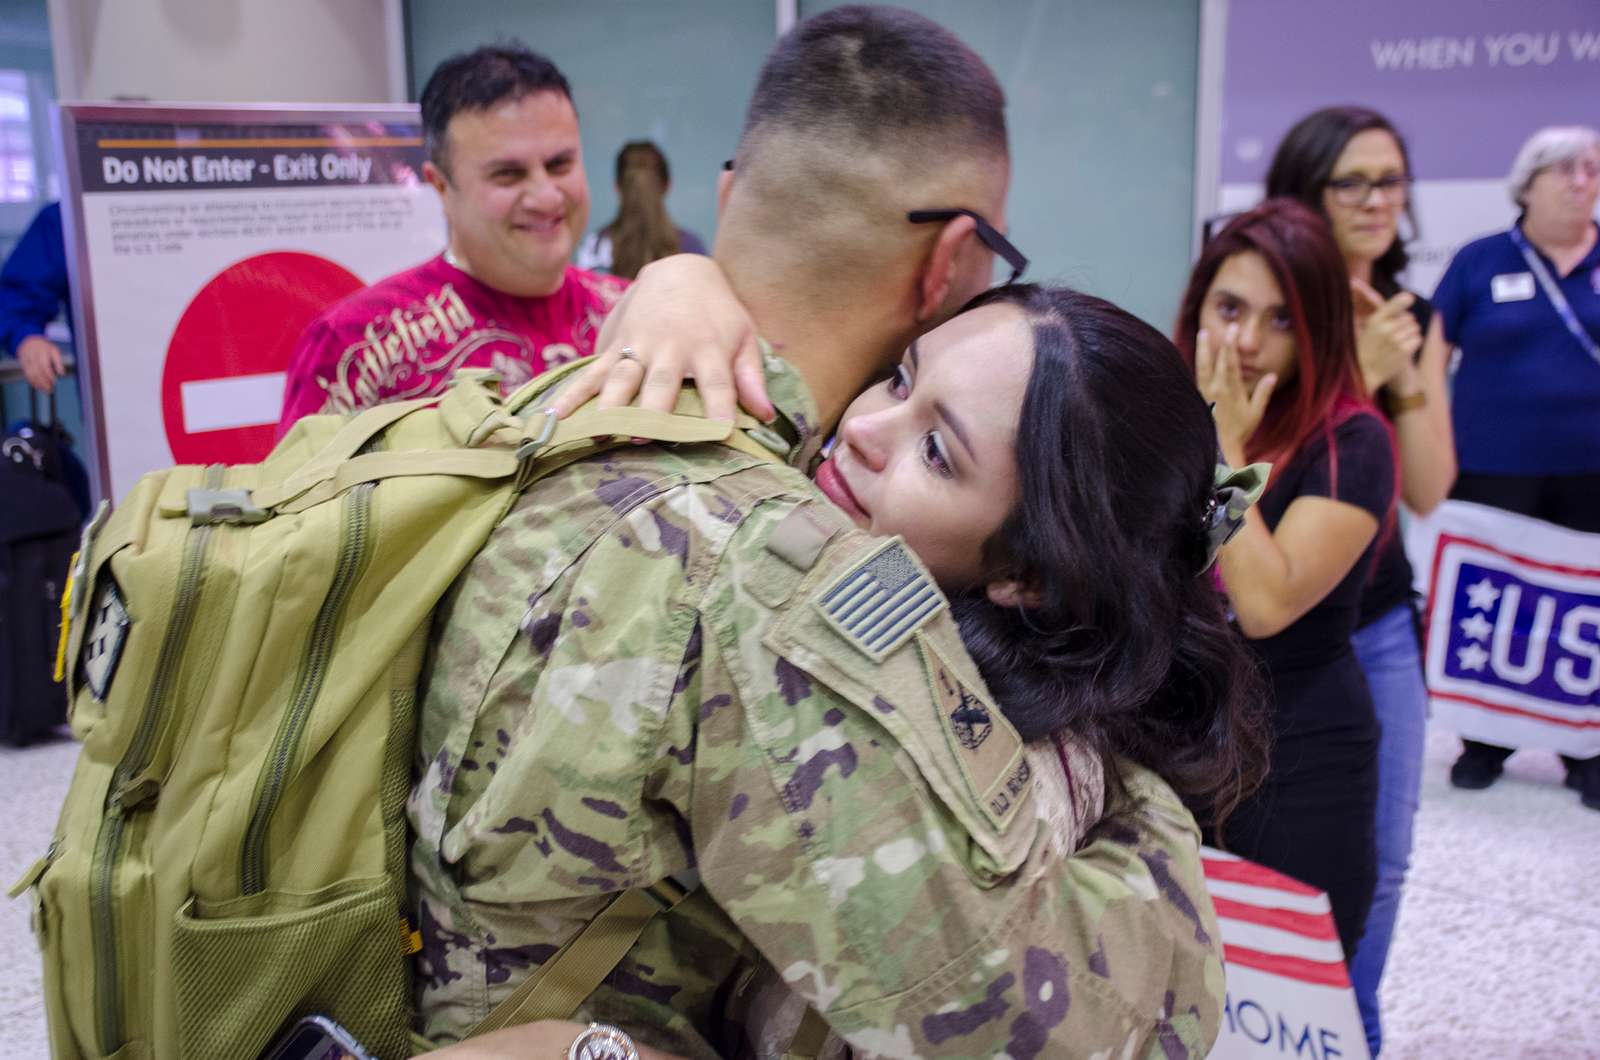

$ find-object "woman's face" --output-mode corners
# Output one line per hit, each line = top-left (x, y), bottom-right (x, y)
(1199, 251), (1299, 390)
(1521, 145), (1600, 231)
(1320, 128), (1409, 269)
(813, 302), (1031, 589)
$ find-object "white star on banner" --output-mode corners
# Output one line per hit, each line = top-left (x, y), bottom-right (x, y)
(1459, 612), (1494, 642)
(1465, 578), (1501, 612)
(1457, 643), (1490, 672)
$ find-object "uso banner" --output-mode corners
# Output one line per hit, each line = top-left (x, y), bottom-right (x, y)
(1408, 501), (1600, 757)
(1202, 849), (1368, 1060)
(1212, 0), (1600, 295)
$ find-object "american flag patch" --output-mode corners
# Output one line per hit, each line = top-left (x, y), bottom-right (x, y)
(816, 541), (945, 660)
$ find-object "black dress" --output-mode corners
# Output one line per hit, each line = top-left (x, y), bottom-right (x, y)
(1217, 411), (1397, 960)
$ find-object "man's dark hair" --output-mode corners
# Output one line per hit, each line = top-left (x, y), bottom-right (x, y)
(739, 5), (1005, 157)
(420, 43), (573, 174)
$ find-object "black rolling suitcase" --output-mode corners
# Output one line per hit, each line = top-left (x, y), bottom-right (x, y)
(0, 389), (85, 745)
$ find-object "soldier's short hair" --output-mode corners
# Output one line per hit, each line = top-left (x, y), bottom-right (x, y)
(739, 6), (1006, 160)
(421, 43), (574, 175)
(720, 7), (1009, 297)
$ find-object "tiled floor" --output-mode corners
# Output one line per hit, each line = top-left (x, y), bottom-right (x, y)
(2, 721), (1596, 1059)
(0, 732), (76, 1060)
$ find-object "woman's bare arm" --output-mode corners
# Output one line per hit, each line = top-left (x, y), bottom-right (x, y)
(1387, 315), (1457, 514)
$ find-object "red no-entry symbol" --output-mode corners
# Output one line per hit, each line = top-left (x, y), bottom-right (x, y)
(161, 251), (363, 465)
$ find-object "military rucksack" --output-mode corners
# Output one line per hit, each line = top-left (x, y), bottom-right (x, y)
(10, 363), (794, 1060)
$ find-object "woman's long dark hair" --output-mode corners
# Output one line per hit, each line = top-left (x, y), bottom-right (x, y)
(1265, 105), (1418, 293)
(952, 285), (1269, 827)
(603, 141), (681, 280)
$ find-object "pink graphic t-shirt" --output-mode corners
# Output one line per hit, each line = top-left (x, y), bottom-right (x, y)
(277, 255), (627, 435)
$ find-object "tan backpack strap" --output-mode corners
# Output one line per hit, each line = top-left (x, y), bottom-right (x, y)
(257, 388), (788, 513)
(311, 396), (437, 465)
(718, 428), (789, 465)
(263, 405), (776, 511)
(499, 356), (618, 416)
(253, 448), (517, 511)
(542, 401), (790, 465)
(783, 1008), (831, 1060)
(504, 364), (796, 461)
(468, 878), (692, 1038)
(251, 398), (437, 511)
(552, 405), (750, 447)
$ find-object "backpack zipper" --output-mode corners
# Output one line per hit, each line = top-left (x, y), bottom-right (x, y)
(89, 464), (223, 1054)
(240, 482), (375, 895)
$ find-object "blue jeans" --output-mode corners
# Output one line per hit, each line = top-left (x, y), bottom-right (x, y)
(1348, 603), (1428, 1056)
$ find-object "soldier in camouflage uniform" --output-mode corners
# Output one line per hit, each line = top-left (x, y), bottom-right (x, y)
(410, 9), (1229, 1058)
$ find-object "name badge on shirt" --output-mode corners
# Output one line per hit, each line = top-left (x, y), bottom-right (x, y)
(1490, 272), (1535, 303)
(1591, 266), (1600, 296)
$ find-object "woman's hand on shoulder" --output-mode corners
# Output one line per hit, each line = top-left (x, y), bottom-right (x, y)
(548, 254), (774, 423)
(1195, 323), (1276, 452)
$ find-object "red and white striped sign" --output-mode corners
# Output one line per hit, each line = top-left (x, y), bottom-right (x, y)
(1203, 848), (1370, 1060)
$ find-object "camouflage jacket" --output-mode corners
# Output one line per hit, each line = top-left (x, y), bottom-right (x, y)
(407, 355), (1225, 1058)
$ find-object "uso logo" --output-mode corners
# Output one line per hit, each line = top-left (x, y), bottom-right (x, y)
(1421, 527), (1600, 749)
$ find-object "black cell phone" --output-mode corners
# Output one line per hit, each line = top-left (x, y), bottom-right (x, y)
(260, 1015), (378, 1060)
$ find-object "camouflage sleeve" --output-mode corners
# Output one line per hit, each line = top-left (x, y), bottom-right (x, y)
(687, 499), (1225, 1059)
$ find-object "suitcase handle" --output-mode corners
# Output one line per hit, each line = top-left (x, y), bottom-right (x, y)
(32, 384), (57, 429)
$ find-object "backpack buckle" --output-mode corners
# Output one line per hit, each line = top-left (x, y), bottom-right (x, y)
(744, 425), (793, 459)
(514, 408), (560, 462)
(511, 409), (561, 491)
(187, 488), (269, 525)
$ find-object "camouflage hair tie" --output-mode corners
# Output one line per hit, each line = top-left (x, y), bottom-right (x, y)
(1200, 460), (1270, 573)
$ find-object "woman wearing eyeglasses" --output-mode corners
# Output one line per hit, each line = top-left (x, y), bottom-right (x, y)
(1263, 106), (1450, 1058)
(1432, 126), (1600, 808)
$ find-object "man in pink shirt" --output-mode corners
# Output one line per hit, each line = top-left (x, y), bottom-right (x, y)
(277, 45), (627, 434)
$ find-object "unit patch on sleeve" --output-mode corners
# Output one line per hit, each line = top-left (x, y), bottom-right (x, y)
(920, 640), (1030, 832)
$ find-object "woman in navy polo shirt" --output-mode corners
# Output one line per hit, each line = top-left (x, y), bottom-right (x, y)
(1429, 125), (1600, 808)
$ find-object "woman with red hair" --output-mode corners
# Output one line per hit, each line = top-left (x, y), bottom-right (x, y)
(1175, 198), (1397, 960)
